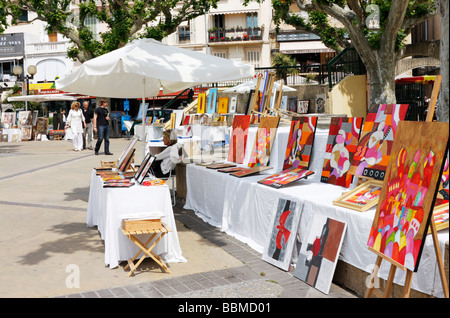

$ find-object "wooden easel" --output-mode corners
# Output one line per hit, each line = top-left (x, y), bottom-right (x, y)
(365, 78), (449, 298)
(425, 75), (442, 122)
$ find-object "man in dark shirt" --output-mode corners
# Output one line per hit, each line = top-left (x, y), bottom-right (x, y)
(82, 101), (94, 150)
(93, 98), (113, 155)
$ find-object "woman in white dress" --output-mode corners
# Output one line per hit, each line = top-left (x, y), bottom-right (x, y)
(66, 101), (86, 151)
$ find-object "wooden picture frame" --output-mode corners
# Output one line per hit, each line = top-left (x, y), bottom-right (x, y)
(117, 137), (138, 169)
(21, 125), (32, 140)
(136, 155), (155, 184)
(333, 179), (383, 212)
(118, 148), (135, 172)
(134, 152), (151, 181)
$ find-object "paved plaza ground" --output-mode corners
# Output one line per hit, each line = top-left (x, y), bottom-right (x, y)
(0, 137), (357, 301)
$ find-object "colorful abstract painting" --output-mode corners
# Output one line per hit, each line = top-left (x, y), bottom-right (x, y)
(207, 88), (218, 114)
(294, 215), (347, 294)
(349, 104), (409, 180)
(229, 96), (237, 113)
(321, 117), (363, 188)
(197, 93), (206, 114)
(262, 198), (301, 271)
(283, 116), (318, 170)
(228, 115), (251, 164)
(367, 121), (449, 272)
(435, 152), (449, 207)
(258, 167), (315, 189)
(333, 180), (383, 212)
(248, 116), (280, 167)
(218, 97), (229, 114)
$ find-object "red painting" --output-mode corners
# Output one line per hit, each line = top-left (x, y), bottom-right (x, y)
(228, 115), (251, 163)
(321, 117), (363, 188)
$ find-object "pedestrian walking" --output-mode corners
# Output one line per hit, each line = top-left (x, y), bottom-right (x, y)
(66, 101), (86, 151)
(93, 98), (113, 155)
(82, 101), (94, 150)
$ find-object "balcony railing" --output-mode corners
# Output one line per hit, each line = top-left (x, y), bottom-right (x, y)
(26, 41), (71, 55)
(208, 27), (263, 43)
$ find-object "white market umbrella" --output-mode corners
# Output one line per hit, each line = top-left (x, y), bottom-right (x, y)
(8, 94), (77, 102)
(222, 77), (296, 93)
(56, 38), (254, 151)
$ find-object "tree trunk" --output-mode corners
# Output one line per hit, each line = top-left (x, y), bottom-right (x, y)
(436, 0), (449, 122)
(364, 51), (398, 107)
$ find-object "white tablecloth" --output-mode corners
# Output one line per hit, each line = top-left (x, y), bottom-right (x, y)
(184, 128), (448, 297)
(87, 170), (186, 268)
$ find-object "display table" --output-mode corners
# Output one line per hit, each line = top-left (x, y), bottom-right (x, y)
(87, 170), (186, 269)
(182, 125), (230, 149)
(184, 128), (448, 297)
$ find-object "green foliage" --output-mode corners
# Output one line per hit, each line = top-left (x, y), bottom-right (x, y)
(1, 0), (219, 62)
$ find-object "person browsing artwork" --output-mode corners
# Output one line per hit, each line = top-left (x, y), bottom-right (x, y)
(93, 98), (113, 155)
(151, 129), (182, 178)
(82, 101), (94, 150)
(65, 101), (86, 151)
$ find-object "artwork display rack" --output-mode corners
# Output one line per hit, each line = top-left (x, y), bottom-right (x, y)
(365, 78), (449, 299)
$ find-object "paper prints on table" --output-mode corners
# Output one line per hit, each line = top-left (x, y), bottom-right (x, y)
(321, 117), (363, 188)
(262, 198), (301, 271)
(349, 104), (409, 180)
(283, 116), (318, 170)
(248, 116), (280, 167)
(258, 167), (315, 189)
(294, 215), (347, 294)
(228, 114), (251, 164)
(367, 121), (449, 272)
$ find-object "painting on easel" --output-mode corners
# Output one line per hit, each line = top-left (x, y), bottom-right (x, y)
(262, 198), (301, 271)
(228, 115), (251, 164)
(248, 116), (280, 167)
(349, 104), (409, 180)
(367, 121), (449, 272)
(283, 116), (318, 170)
(321, 117), (363, 188)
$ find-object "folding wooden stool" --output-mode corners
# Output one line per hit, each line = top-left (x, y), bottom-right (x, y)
(121, 218), (171, 277)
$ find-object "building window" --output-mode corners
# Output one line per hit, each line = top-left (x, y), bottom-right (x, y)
(18, 10), (28, 22)
(213, 52), (227, 59)
(178, 24), (190, 43)
(246, 13), (258, 36)
(84, 14), (98, 40)
(246, 50), (260, 68)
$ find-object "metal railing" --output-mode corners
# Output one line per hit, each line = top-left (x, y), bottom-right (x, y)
(327, 47), (366, 89)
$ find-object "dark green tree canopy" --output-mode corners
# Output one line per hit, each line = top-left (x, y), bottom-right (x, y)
(1, 0), (219, 62)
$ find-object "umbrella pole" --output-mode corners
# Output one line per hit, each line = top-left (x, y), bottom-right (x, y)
(142, 77), (146, 156)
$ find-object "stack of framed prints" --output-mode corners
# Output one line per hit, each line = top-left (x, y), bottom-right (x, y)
(116, 137), (138, 170)
(248, 116), (280, 167)
(230, 166), (271, 178)
(217, 167), (246, 173)
(134, 153), (156, 184)
(206, 163), (236, 169)
(262, 198), (301, 271)
(228, 115), (251, 164)
(321, 117), (363, 188)
(257, 167), (315, 189)
(294, 215), (347, 294)
(283, 116), (318, 170)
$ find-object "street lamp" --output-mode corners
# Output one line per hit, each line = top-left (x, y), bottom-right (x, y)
(12, 64), (37, 111)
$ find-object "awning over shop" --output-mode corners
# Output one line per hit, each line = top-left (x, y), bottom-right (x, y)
(395, 75), (436, 84)
(279, 41), (335, 54)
